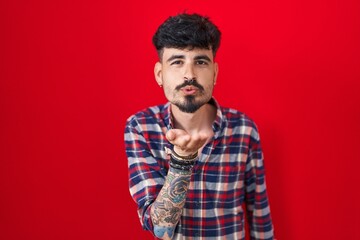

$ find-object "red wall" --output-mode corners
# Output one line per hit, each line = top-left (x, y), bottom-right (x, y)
(1, 1), (360, 239)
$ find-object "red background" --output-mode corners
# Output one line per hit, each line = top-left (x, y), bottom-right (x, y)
(1, 1), (360, 239)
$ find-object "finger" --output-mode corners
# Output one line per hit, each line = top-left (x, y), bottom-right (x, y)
(166, 130), (176, 141)
(184, 134), (201, 150)
(189, 132), (211, 150)
(166, 129), (187, 140)
(166, 129), (190, 146)
(174, 134), (191, 148)
(199, 131), (213, 142)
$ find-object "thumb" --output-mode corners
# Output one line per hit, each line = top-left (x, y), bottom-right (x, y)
(166, 129), (188, 142)
(166, 130), (176, 141)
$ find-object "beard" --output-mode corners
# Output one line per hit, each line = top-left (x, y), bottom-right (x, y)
(173, 95), (209, 113)
(168, 79), (213, 113)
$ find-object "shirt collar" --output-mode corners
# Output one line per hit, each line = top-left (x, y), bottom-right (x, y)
(209, 97), (223, 134)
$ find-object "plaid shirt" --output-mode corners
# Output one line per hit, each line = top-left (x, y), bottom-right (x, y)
(124, 98), (274, 239)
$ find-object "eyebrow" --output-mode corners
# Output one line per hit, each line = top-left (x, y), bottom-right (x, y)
(166, 55), (185, 63)
(194, 55), (211, 62)
(166, 54), (212, 63)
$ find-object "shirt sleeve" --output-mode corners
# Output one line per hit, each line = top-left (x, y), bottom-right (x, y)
(124, 116), (166, 234)
(244, 123), (274, 240)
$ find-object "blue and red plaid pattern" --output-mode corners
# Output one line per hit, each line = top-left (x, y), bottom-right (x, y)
(124, 98), (274, 239)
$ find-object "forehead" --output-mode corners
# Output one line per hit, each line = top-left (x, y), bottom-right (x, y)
(162, 47), (214, 61)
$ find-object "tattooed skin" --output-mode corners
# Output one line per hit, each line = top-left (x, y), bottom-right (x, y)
(152, 199), (181, 225)
(150, 168), (192, 239)
(167, 175), (189, 203)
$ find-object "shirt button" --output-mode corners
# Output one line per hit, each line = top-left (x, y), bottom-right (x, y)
(195, 201), (200, 207)
(194, 232), (200, 237)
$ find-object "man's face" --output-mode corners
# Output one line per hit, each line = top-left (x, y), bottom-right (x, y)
(154, 47), (218, 113)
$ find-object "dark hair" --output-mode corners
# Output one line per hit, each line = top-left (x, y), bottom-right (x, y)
(152, 13), (221, 60)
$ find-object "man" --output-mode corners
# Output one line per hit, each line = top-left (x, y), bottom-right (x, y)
(125, 13), (274, 239)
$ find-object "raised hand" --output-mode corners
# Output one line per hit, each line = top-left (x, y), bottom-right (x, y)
(166, 129), (212, 156)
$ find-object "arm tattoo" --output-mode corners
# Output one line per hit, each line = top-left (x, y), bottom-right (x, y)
(151, 168), (192, 239)
(167, 175), (189, 203)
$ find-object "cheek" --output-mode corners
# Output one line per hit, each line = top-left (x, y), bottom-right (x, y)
(202, 73), (216, 88)
(162, 82), (175, 99)
(163, 71), (184, 89)
(200, 70), (216, 82)
(163, 72), (180, 86)
(203, 78), (216, 95)
(205, 84), (215, 93)
(163, 68), (181, 80)
(162, 79), (175, 90)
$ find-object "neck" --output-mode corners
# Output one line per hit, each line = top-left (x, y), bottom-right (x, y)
(171, 103), (216, 135)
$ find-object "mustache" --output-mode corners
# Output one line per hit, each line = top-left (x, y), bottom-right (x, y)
(175, 80), (205, 91)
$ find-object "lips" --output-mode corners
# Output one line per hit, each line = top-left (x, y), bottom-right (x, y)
(181, 86), (198, 95)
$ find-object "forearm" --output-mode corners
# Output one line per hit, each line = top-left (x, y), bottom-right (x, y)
(150, 167), (192, 240)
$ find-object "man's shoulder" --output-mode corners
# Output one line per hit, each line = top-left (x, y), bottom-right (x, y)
(218, 105), (261, 142)
(219, 105), (257, 128)
(126, 103), (168, 126)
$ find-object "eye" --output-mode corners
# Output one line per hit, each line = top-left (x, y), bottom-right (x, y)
(171, 60), (183, 65)
(196, 60), (208, 65)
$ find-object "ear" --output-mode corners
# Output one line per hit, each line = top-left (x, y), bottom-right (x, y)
(154, 62), (163, 86)
(213, 62), (219, 85)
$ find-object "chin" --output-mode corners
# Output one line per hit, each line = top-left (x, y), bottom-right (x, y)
(174, 96), (207, 113)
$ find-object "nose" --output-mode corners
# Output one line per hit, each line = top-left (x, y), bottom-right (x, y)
(183, 63), (196, 81)
(185, 78), (195, 85)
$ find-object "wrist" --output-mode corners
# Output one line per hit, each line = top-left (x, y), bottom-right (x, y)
(165, 147), (199, 173)
(169, 155), (197, 172)
(165, 147), (198, 161)
(172, 147), (198, 160)
(169, 165), (193, 175)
